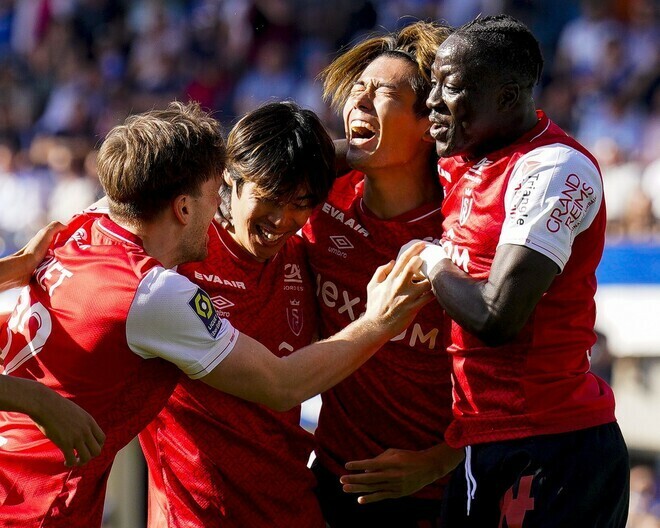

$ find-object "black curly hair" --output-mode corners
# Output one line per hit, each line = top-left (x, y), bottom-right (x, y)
(454, 14), (544, 90)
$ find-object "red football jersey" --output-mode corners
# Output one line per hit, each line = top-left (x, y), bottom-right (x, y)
(139, 220), (323, 528)
(0, 215), (237, 527)
(302, 171), (453, 501)
(438, 110), (616, 447)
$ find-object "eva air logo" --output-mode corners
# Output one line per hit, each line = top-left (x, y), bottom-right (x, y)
(188, 288), (222, 338)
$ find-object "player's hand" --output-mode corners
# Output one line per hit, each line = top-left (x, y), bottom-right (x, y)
(397, 239), (448, 279)
(363, 241), (433, 337)
(340, 445), (464, 504)
(16, 221), (66, 260)
(1, 221), (66, 290)
(32, 385), (106, 467)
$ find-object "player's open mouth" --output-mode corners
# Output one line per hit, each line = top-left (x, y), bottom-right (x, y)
(430, 122), (448, 140)
(349, 120), (377, 144)
(256, 225), (286, 244)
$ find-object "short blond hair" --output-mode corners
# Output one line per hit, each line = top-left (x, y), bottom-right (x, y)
(97, 101), (225, 222)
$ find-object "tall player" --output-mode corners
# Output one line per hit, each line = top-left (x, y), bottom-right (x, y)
(415, 14), (629, 526)
(302, 21), (462, 527)
(139, 102), (333, 528)
(0, 101), (432, 527)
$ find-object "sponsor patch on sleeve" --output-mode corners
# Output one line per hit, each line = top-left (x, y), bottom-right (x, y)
(188, 288), (223, 338)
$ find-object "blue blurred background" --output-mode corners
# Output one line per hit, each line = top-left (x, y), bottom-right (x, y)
(0, 1), (657, 526)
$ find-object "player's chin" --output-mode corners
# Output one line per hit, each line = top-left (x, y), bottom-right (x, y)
(195, 245), (209, 262)
(255, 241), (285, 261)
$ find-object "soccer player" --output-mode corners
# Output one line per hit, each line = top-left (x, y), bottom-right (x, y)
(0, 101), (431, 527)
(139, 101), (334, 527)
(0, 221), (105, 467)
(414, 14), (629, 527)
(302, 21), (462, 527)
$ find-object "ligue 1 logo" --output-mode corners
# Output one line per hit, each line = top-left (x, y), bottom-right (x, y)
(188, 288), (222, 338)
(192, 291), (213, 318)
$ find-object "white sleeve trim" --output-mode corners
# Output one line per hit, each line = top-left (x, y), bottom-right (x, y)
(127, 267), (239, 379)
(499, 143), (603, 271)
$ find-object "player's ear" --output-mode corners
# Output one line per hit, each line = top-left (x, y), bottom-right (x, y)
(498, 82), (520, 111)
(222, 169), (233, 188)
(172, 194), (190, 225)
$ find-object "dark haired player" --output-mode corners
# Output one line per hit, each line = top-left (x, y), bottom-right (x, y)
(139, 101), (335, 528)
(410, 14), (629, 527)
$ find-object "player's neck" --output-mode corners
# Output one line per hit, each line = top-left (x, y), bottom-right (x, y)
(361, 166), (442, 220)
(111, 215), (182, 269)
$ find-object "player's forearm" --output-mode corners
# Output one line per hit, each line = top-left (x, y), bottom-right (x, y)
(428, 259), (494, 339)
(0, 253), (34, 292)
(429, 244), (558, 346)
(0, 221), (66, 292)
(0, 376), (47, 418)
(204, 246), (430, 410)
(421, 442), (465, 480)
(205, 314), (394, 412)
(272, 314), (393, 409)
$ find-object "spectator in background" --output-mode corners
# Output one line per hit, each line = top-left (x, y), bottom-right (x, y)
(554, 0), (623, 85)
(0, 0), (654, 252)
(628, 465), (660, 528)
(591, 328), (614, 385)
(232, 41), (298, 116)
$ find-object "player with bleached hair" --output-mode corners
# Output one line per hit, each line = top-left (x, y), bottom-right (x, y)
(302, 20), (463, 527)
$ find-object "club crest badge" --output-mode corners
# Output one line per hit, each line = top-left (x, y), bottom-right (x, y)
(286, 300), (303, 336)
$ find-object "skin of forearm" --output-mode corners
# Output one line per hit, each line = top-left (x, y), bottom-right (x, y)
(210, 314), (395, 413)
(0, 254), (34, 292)
(0, 376), (45, 418)
(429, 259), (497, 342)
(423, 442), (465, 479)
(428, 244), (557, 346)
(274, 315), (394, 408)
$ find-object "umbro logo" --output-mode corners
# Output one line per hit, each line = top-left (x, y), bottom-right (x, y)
(330, 235), (353, 250)
(328, 235), (352, 259)
(210, 294), (234, 311)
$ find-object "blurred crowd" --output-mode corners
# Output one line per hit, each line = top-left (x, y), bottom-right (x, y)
(0, 0), (657, 255)
(0, 1), (658, 525)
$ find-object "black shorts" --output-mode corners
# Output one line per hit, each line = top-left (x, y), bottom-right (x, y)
(441, 422), (630, 527)
(312, 458), (444, 528)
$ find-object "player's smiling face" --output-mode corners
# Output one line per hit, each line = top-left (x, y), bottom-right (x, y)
(342, 54), (433, 173)
(427, 34), (503, 159)
(228, 180), (313, 262)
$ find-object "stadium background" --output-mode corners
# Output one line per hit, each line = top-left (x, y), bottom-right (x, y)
(0, 0), (657, 525)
